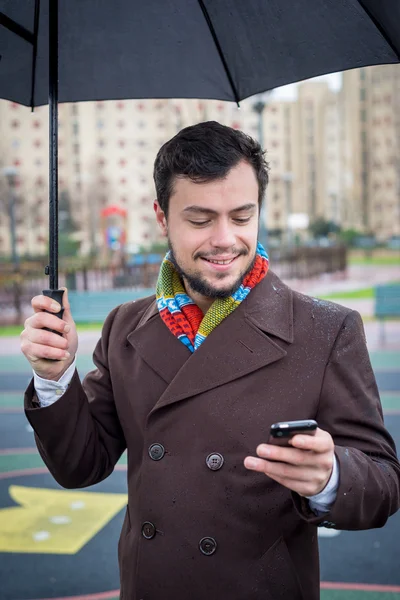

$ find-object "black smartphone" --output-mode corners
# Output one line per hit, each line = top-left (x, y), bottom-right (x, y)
(269, 419), (318, 446)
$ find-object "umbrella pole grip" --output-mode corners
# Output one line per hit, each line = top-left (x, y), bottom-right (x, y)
(42, 289), (65, 336)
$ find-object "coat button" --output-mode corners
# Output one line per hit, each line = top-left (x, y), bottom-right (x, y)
(142, 521), (156, 539)
(149, 443), (165, 461)
(206, 452), (224, 471)
(199, 537), (217, 556)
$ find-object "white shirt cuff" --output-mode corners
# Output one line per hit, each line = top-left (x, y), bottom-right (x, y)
(33, 358), (77, 407)
(306, 453), (339, 514)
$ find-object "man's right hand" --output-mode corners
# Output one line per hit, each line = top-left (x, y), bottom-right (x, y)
(20, 287), (78, 381)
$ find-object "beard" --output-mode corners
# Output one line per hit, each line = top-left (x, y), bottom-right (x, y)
(168, 238), (256, 299)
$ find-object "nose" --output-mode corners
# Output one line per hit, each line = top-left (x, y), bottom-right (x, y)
(209, 219), (236, 249)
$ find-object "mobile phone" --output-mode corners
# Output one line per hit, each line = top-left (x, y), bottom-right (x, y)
(269, 419), (318, 446)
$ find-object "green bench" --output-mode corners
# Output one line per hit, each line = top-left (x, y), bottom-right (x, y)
(68, 289), (155, 323)
(374, 283), (400, 342)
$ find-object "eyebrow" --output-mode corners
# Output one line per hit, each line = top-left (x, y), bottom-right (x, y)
(182, 203), (257, 215)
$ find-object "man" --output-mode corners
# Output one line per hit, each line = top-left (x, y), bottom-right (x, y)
(21, 121), (400, 600)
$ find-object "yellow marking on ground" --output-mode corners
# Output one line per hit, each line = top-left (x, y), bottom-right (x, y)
(0, 485), (127, 554)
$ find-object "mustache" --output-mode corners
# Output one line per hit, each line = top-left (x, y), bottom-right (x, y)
(194, 249), (248, 260)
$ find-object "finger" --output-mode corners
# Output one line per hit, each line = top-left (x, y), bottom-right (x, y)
(59, 287), (76, 328)
(26, 327), (69, 350)
(289, 428), (334, 454)
(261, 473), (321, 498)
(245, 457), (316, 482)
(31, 294), (62, 314)
(24, 341), (71, 362)
(257, 444), (319, 466)
(26, 311), (69, 334)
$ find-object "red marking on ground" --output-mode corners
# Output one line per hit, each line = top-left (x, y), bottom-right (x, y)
(0, 464), (128, 480)
(0, 467), (49, 480)
(0, 447), (38, 455)
(321, 581), (400, 592)
(28, 591), (119, 600)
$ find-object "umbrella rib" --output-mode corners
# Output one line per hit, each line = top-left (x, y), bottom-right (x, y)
(197, 0), (240, 106)
(0, 12), (34, 45)
(30, 0), (41, 111)
(357, 1), (400, 60)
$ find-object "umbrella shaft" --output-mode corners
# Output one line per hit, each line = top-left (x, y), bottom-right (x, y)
(48, 0), (58, 290)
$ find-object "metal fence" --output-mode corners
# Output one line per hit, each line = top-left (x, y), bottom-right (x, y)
(0, 245), (347, 325)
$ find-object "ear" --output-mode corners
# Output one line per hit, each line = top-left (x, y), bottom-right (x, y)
(153, 200), (168, 237)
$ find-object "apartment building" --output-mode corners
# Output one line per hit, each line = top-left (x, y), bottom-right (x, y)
(1, 64), (399, 258)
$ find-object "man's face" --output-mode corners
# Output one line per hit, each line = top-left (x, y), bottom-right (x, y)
(154, 160), (260, 300)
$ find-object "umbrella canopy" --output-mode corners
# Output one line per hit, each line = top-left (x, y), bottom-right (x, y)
(1, 0), (399, 108)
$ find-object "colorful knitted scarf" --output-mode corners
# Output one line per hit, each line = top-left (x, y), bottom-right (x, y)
(156, 242), (269, 352)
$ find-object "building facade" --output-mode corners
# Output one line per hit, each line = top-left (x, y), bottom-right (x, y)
(0, 64), (399, 259)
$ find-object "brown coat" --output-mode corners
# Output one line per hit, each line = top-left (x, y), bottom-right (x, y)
(25, 271), (400, 600)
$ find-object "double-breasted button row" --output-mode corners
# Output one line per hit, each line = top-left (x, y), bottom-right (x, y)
(148, 445), (224, 471)
(141, 524), (217, 556)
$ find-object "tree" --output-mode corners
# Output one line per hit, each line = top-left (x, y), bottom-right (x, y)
(309, 218), (341, 239)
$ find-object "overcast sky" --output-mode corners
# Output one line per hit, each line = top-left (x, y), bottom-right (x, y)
(270, 72), (342, 100)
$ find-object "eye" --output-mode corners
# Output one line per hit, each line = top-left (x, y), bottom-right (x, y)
(189, 220), (210, 226)
(233, 217), (251, 224)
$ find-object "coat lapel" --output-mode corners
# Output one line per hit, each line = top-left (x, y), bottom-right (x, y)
(127, 302), (191, 384)
(127, 271), (293, 413)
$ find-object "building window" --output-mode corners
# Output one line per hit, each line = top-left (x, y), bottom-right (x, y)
(11, 139), (20, 149)
(73, 143), (79, 154)
(117, 101), (125, 110)
(97, 119), (105, 129)
(119, 159), (126, 167)
(120, 177), (127, 185)
(117, 120), (125, 129)
(34, 139), (42, 148)
(33, 120), (41, 128)
(96, 101), (104, 109)
(11, 119), (20, 128)
(73, 122), (79, 136)
(360, 88), (366, 101)
(98, 139), (106, 148)
(13, 159), (21, 167)
(71, 104), (79, 116)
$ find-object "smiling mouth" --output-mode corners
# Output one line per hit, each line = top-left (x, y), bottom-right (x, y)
(201, 257), (238, 265)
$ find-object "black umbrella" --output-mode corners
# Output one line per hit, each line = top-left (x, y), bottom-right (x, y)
(1, 0), (399, 311)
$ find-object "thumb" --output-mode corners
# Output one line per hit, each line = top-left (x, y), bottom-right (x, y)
(60, 287), (75, 326)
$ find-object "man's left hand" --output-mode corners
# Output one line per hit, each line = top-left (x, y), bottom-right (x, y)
(244, 428), (335, 497)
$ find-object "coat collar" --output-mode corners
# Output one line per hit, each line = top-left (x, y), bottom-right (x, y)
(127, 271), (293, 412)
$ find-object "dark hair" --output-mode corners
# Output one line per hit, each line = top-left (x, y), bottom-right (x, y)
(153, 121), (269, 217)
